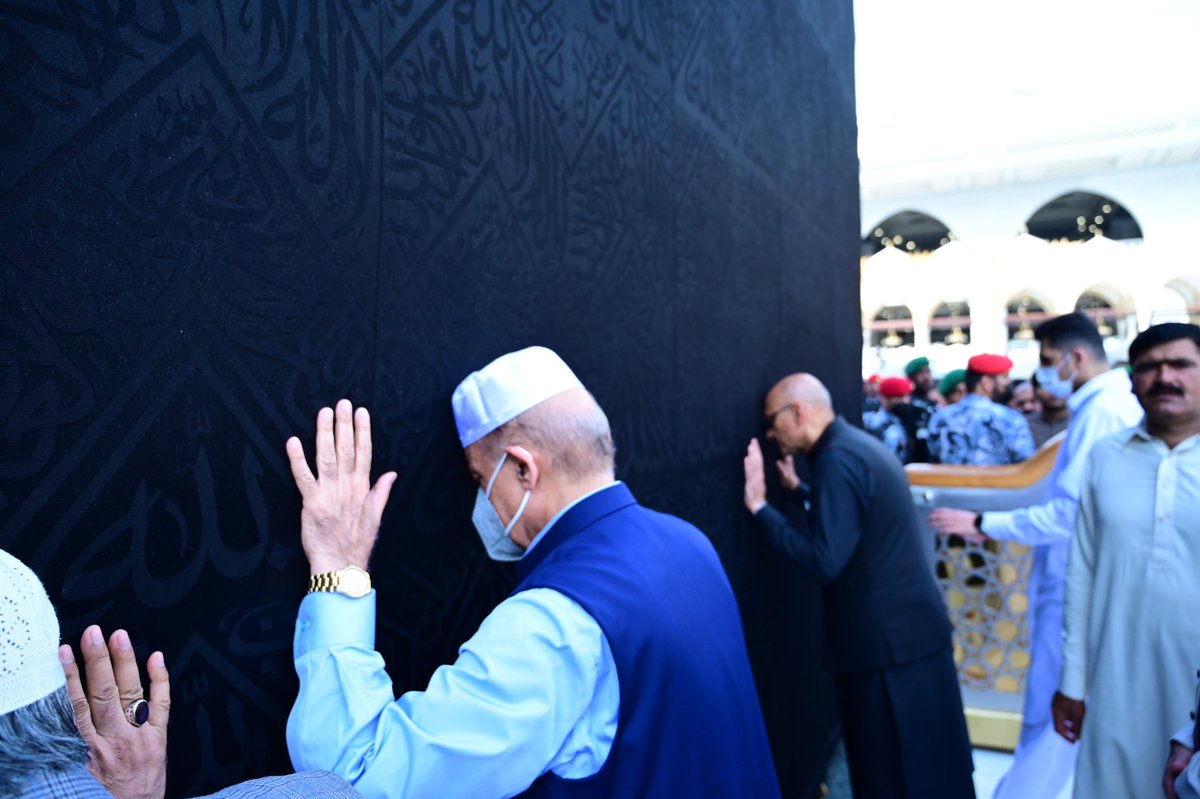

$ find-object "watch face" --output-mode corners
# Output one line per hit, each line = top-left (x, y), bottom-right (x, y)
(339, 567), (370, 597)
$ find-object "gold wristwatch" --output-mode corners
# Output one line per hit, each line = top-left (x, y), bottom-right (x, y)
(308, 565), (372, 598)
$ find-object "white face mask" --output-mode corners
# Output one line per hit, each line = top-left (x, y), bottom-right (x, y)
(471, 452), (531, 562)
(1035, 353), (1076, 400)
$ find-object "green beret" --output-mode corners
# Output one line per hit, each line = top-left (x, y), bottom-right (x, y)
(904, 357), (930, 378)
(938, 369), (967, 396)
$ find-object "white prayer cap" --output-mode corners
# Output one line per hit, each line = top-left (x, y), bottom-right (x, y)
(452, 346), (584, 448)
(0, 549), (65, 715)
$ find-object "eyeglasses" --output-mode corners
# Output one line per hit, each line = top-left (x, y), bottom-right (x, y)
(763, 403), (798, 429)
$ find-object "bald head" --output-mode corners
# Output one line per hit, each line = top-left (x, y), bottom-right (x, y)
(767, 373), (833, 413)
(763, 373), (835, 455)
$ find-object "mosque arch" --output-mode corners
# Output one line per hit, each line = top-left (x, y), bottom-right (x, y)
(1005, 292), (1054, 341)
(868, 305), (915, 348)
(929, 300), (971, 345)
(1148, 278), (1200, 325)
(862, 210), (955, 257)
(1025, 191), (1143, 242)
(1075, 285), (1135, 340)
(1164, 277), (1200, 314)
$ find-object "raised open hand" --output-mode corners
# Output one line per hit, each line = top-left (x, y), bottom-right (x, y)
(743, 438), (768, 514)
(60, 626), (169, 799)
(286, 399), (398, 575)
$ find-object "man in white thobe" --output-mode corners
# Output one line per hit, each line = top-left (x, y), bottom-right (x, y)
(929, 313), (1142, 799)
(1053, 323), (1200, 798)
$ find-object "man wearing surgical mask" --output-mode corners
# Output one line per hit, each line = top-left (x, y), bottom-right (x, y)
(928, 313), (1142, 799)
(283, 346), (780, 799)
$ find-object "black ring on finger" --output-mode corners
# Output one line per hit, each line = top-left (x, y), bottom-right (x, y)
(125, 699), (149, 727)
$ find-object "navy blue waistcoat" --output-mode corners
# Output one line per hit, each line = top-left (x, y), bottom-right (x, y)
(512, 484), (780, 799)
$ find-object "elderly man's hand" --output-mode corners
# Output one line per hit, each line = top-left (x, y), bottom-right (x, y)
(287, 399), (398, 575)
(1052, 691), (1086, 744)
(60, 626), (169, 799)
(928, 507), (987, 544)
(775, 455), (801, 493)
(743, 439), (768, 514)
(1165, 741), (1195, 799)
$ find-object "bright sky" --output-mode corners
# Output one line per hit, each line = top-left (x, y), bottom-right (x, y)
(854, 0), (1200, 171)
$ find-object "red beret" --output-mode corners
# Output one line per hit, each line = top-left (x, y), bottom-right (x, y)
(967, 354), (1014, 375)
(879, 377), (914, 399)
(866, 374), (881, 384)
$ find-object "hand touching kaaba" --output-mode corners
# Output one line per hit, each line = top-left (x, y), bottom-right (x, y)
(286, 399), (397, 577)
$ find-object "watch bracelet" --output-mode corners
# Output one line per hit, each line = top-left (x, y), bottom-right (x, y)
(308, 571), (341, 593)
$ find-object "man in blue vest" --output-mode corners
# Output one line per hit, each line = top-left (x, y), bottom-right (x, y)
(285, 346), (780, 799)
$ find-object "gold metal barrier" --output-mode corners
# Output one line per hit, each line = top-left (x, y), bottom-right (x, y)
(906, 435), (1062, 487)
(907, 434), (1063, 751)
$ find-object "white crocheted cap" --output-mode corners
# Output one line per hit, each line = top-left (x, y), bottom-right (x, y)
(452, 346), (584, 448)
(0, 549), (65, 715)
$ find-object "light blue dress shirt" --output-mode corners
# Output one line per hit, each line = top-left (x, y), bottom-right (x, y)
(288, 485), (621, 799)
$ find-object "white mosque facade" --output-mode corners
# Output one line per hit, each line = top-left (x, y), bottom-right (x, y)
(861, 160), (1200, 380)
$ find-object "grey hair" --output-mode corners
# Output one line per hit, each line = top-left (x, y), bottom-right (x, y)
(475, 391), (616, 480)
(0, 687), (89, 794)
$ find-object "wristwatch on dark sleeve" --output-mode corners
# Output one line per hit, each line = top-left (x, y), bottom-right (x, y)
(308, 565), (372, 598)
